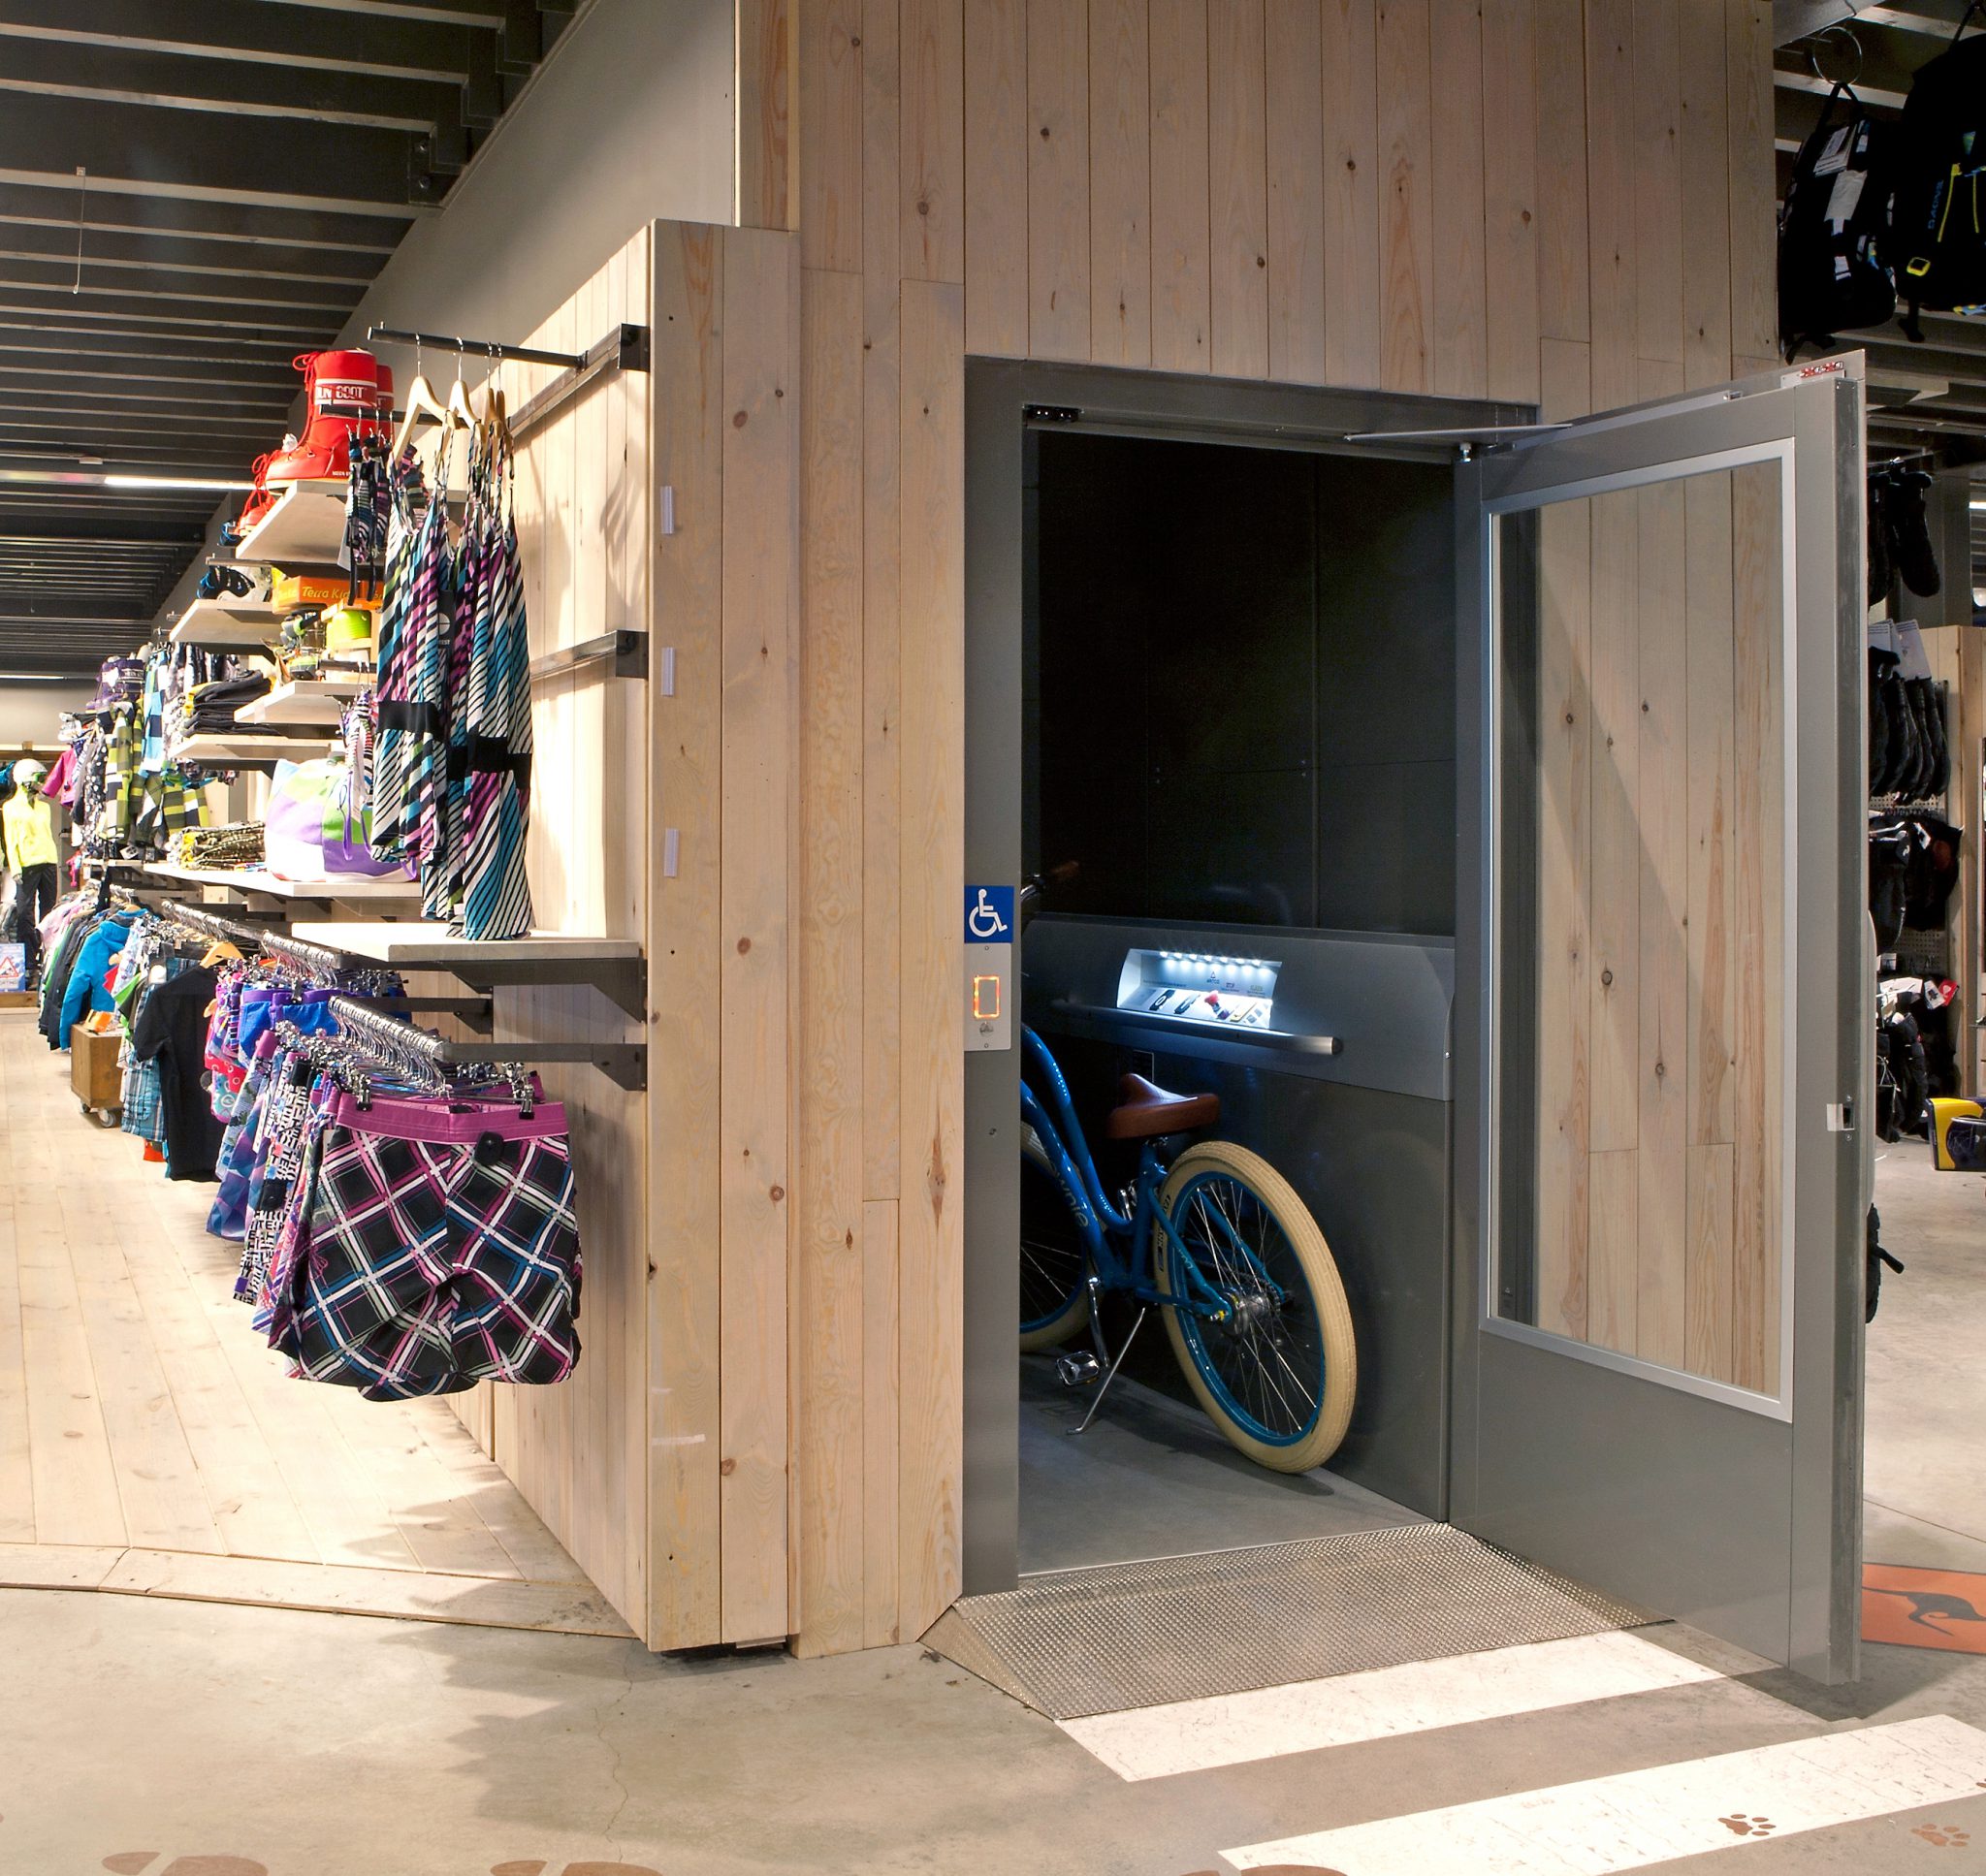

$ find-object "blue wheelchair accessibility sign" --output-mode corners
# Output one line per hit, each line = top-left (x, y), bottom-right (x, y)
(963, 885), (1014, 943)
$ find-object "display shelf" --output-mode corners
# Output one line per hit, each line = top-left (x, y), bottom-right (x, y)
(144, 863), (418, 903)
(169, 595), (278, 648)
(232, 478), (349, 566)
(173, 732), (332, 769)
(235, 679), (367, 726)
(291, 919), (646, 1020)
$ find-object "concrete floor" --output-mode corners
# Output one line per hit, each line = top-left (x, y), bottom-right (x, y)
(1865, 1146), (1986, 1573)
(1017, 1356), (1422, 1574)
(9, 1583), (1986, 1873)
(4, 1138), (1981, 1873)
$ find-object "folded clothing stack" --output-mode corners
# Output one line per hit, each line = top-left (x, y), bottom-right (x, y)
(176, 822), (265, 871)
(183, 673), (272, 735)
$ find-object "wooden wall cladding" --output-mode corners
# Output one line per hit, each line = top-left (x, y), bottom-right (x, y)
(648, 222), (804, 1649)
(442, 229), (655, 1636)
(758, 0), (1780, 1655)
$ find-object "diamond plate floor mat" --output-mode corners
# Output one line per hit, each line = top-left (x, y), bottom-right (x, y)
(924, 1522), (1650, 1718)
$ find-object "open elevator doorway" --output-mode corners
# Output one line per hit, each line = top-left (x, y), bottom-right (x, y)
(941, 356), (1870, 1715)
(1007, 415), (1457, 1576)
(941, 362), (1652, 1715)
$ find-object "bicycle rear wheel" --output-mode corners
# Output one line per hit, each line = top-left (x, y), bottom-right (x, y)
(1152, 1139), (1356, 1473)
(1019, 1126), (1092, 1351)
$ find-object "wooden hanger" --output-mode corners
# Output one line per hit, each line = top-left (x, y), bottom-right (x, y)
(391, 371), (451, 462)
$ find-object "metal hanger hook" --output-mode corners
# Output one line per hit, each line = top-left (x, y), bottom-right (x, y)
(1809, 21), (1864, 90)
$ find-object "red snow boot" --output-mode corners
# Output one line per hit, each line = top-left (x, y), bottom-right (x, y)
(263, 349), (387, 487)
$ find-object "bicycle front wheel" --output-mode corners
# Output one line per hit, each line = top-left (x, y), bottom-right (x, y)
(1152, 1139), (1356, 1473)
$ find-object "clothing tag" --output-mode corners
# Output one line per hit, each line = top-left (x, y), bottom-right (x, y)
(1897, 620), (1936, 683)
(148, 963), (168, 984)
(1812, 125), (1852, 176)
(1826, 167), (1867, 230)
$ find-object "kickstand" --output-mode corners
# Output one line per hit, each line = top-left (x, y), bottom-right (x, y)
(1068, 1300), (1148, 1437)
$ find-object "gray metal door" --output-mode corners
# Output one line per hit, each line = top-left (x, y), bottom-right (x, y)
(1452, 361), (1869, 1681)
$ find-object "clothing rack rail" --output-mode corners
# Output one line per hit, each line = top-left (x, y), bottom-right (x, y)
(365, 321), (651, 448)
(157, 900), (639, 1086)
(155, 902), (492, 1032)
(322, 992), (646, 1092)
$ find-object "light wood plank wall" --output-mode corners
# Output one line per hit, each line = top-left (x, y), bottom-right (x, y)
(735, 0), (1783, 1654)
(437, 230), (655, 1638)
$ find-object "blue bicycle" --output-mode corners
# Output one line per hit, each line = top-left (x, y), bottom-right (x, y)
(1018, 902), (1356, 1475)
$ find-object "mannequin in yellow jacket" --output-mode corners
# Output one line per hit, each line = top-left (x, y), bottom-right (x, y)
(3, 759), (59, 969)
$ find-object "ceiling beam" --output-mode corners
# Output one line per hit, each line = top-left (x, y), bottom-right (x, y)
(0, 178), (406, 255)
(0, 292), (341, 339)
(0, 221), (383, 286)
(0, 92), (438, 214)
(0, 519), (203, 545)
(0, 321), (309, 362)
(0, 255), (363, 312)
(0, 37), (468, 139)
(0, 0), (483, 84)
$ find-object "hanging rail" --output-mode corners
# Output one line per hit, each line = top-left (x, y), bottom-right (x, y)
(156, 900), (639, 1086)
(323, 993), (646, 1093)
(365, 321), (651, 448)
(529, 627), (648, 684)
(155, 902), (491, 1031)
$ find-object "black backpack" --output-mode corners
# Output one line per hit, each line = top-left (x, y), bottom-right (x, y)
(1890, 3), (1986, 340)
(1779, 82), (1896, 360)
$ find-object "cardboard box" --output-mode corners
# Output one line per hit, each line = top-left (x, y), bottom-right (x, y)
(70, 1023), (123, 1114)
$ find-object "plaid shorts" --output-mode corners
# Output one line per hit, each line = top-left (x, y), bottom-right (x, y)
(274, 1090), (583, 1401)
(120, 1054), (166, 1146)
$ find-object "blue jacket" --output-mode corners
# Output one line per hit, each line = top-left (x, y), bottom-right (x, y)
(59, 913), (137, 1045)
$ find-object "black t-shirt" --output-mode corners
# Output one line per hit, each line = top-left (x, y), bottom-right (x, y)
(131, 964), (226, 1181)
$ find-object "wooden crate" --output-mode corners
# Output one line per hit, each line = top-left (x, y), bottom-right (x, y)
(70, 1024), (122, 1116)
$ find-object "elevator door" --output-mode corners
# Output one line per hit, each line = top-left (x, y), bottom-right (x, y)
(1452, 361), (1868, 1680)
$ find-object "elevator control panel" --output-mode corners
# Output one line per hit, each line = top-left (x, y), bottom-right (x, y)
(1023, 914), (1454, 1099)
(1116, 947), (1280, 1032)
(963, 883), (1014, 1051)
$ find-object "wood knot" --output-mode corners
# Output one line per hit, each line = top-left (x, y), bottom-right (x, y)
(1601, 968), (1614, 987)
(769, 1184), (785, 1203)
(737, 936), (752, 954)
(732, 410), (748, 428)
(721, 1457), (737, 1476)
(916, 196), (931, 215)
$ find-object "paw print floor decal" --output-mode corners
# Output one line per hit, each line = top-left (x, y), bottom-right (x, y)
(1914, 1823), (1974, 1848)
(102, 1860), (268, 1875)
(1719, 1814), (1777, 1837)
(490, 1863), (663, 1875)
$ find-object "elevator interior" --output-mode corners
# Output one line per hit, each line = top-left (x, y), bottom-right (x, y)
(962, 364), (1522, 1586)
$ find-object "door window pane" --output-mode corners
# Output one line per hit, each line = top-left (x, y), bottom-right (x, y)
(1494, 461), (1785, 1395)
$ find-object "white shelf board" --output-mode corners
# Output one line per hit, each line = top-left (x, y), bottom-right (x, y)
(174, 732), (332, 767)
(235, 679), (367, 726)
(145, 863), (417, 901)
(291, 919), (643, 964)
(170, 595), (278, 648)
(233, 478), (349, 566)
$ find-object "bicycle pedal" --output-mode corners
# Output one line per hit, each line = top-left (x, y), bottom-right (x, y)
(1055, 1351), (1103, 1387)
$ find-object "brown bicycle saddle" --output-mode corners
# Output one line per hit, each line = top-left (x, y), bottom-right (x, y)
(1103, 1072), (1221, 1140)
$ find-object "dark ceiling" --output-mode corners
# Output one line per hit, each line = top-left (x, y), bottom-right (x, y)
(0, 0), (582, 678)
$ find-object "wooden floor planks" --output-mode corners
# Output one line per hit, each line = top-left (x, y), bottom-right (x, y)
(0, 1010), (604, 1630)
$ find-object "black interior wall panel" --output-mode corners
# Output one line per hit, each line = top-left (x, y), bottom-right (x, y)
(1314, 757), (1457, 936)
(1033, 429), (1455, 938)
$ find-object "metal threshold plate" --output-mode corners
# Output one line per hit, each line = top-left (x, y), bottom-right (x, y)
(925, 1523), (1650, 1719)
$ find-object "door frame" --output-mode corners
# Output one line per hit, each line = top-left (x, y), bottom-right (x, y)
(1449, 359), (1869, 1679)
(961, 357), (1525, 1594)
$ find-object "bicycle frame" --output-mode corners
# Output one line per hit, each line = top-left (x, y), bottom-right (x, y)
(1021, 1025), (1257, 1323)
